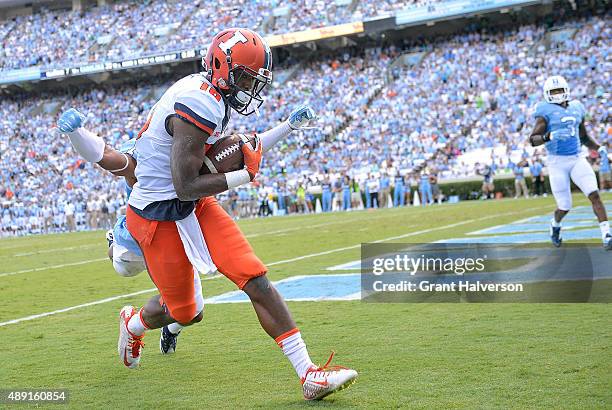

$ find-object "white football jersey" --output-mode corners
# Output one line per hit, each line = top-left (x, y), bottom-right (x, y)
(129, 73), (229, 210)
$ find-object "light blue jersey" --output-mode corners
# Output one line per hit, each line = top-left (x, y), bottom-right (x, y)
(530, 162), (543, 177)
(112, 139), (142, 257)
(601, 150), (610, 173)
(113, 214), (142, 256)
(513, 163), (525, 179)
(534, 100), (586, 156)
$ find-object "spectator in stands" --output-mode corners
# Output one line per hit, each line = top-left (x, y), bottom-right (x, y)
(430, 171), (441, 204)
(511, 158), (529, 199)
(419, 170), (433, 206)
(295, 183), (307, 213)
(408, 174), (418, 206)
(341, 176), (351, 211)
(366, 174), (379, 209)
(87, 195), (99, 230)
(332, 177), (342, 211)
(0, 12), (609, 235)
(350, 178), (363, 210)
(64, 201), (76, 232)
(258, 186), (272, 217)
(529, 158), (545, 197)
(321, 176), (332, 212)
(379, 172), (390, 208)
(476, 163), (495, 200)
(42, 203), (53, 233)
(393, 171), (405, 207)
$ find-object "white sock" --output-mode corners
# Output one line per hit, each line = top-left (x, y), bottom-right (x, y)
(599, 221), (610, 241)
(127, 309), (147, 336)
(275, 329), (315, 380)
(167, 322), (184, 335)
(551, 217), (561, 228)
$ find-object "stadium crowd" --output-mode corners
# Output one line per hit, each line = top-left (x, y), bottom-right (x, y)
(1, 0), (448, 72)
(1, 13), (610, 236)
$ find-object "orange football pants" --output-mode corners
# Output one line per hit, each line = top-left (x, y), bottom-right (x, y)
(126, 197), (266, 324)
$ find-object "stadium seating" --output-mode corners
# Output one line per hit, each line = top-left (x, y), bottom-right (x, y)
(0, 0), (448, 72)
(0, 14), (609, 235)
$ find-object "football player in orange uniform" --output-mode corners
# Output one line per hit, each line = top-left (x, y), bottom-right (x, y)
(57, 28), (357, 401)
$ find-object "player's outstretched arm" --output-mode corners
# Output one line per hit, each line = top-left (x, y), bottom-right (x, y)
(170, 117), (251, 201)
(529, 117), (550, 147)
(258, 105), (316, 152)
(57, 108), (136, 179)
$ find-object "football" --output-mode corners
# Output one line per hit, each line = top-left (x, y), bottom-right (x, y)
(200, 133), (257, 174)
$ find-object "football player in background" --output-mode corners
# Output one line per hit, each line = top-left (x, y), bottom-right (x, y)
(57, 29), (357, 400)
(528, 75), (611, 249)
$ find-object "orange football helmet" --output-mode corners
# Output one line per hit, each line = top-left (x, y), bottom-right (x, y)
(203, 28), (273, 115)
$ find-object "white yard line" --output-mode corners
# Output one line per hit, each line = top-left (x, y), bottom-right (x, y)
(267, 207), (549, 267)
(0, 258), (109, 278)
(0, 209), (442, 278)
(0, 206), (549, 326)
(0, 288), (156, 327)
(0, 274), (221, 327)
(243, 212), (397, 238)
(13, 244), (99, 257)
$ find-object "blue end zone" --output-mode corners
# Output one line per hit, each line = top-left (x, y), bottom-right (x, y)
(205, 274), (361, 304)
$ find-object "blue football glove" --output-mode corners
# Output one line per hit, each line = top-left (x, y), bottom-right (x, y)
(57, 108), (85, 133)
(288, 104), (317, 130)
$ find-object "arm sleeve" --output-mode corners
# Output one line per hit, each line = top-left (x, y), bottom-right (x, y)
(173, 89), (223, 136)
(258, 121), (293, 153)
(66, 127), (105, 163)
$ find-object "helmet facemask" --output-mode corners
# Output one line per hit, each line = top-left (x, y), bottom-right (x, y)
(545, 87), (570, 104)
(227, 65), (272, 116)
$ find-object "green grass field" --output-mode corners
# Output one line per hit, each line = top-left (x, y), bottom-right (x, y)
(1, 194), (610, 409)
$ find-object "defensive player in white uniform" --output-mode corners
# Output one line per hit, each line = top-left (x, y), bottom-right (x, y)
(528, 75), (611, 249)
